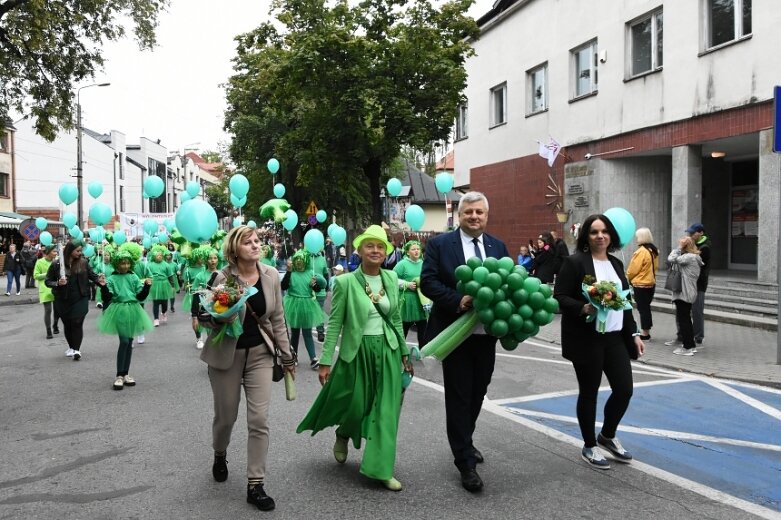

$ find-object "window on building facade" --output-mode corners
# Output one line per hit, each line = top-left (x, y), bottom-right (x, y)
(119, 185), (125, 212)
(118, 153), (125, 180)
(489, 83), (507, 128)
(455, 104), (468, 140)
(572, 40), (598, 98)
(0, 131), (8, 152)
(0, 173), (8, 197)
(527, 64), (548, 114)
(629, 9), (663, 76)
(706, 0), (751, 49)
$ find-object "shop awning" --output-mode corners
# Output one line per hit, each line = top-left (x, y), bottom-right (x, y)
(0, 212), (66, 230)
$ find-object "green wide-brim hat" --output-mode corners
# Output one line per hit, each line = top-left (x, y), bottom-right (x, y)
(352, 224), (393, 255)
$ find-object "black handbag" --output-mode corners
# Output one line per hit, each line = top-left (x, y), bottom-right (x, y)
(664, 263), (682, 292)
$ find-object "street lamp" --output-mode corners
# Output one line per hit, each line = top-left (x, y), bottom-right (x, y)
(76, 82), (110, 229)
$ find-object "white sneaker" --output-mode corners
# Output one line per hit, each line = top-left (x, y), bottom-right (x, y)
(137, 335), (145, 344)
(15, 291), (20, 296)
(72, 350), (81, 361)
(161, 313), (167, 323)
(196, 339), (204, 350)
(664, 339), (682, 347)
(673, 346), (695, 356)
(154, 319), (159, 327)
(65, 348), (75, 357)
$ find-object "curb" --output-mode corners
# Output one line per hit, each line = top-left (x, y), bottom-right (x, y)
(0, 297), (38, 307)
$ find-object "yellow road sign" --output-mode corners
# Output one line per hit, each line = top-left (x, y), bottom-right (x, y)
(305, 200), (318, 216)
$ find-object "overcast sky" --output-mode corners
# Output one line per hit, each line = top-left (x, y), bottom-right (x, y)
(81, 0), (492, 156)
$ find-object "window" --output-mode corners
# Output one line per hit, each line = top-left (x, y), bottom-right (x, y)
(119, 186), (125, 212)
(628, 9), (663, 77)
(706, 0), (751, 49)
(527, 64), (548, 114)
(489, 83), (507, 128)
(0, 131), (8, 152)
(118, 153), (124, 180)
(572, 40), (598, 98)
(455, 104), (468, 140)
(0, 173), (8, 197)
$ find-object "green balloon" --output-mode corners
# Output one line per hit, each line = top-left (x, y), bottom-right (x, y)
(528, 291), (546, 310)
(485, 272), (502, 291)
(543, 297), (560, 314)
(500, 337), (520, 351)
(539, 283), (553, 298)
(521, 319), (536, 334)
(513, 265), (529, 278)
(455, 265), (473, 283)
(494, 288), (507, 302)
(523, 276), (542, 293)
(473, 297), (490, 311)
(472, 266), (489, 284)
(508, 314), (524, 332)
(476, 287), (494, 305)
(528, 323), (540, 336)
(466, 257), (483, 270)
(532, 309), (551, 326)
(490, 319), (509, 337)
(512, 288), (529, 307)
(477, 308), (495, 325)
(507, 272), (524, 291)
(464, 281), (481, 297)
(518, 304), (533, 319)
(498, 256), (515, 272)
(482, 257), (499, 272)
(497, 268), (510, 282)
(456, 281), (464, 294)
(493, 301), (513, 320)
(514, 331), (530, 342)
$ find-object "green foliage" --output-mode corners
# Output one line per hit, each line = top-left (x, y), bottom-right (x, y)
(224, 0), (478, 224)
(0, 0), (169, 141)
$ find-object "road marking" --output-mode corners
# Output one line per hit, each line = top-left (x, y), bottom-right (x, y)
(704, 379), (781, 421)
(411, 376), (781, 520)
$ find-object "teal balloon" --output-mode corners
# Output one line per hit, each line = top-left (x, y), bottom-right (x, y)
(69, 225), (80, 236)
(229, 174), (250, 198)
(327, 223), (338, 237)
(405, 204), (425, 231)
(183, 181), (198, 198)
(267, 158), (280, 174)
(143, 175), (164, 198)
(273, 183), (285, 198)
(113, 231), (127, 246)
(59, 184), (78, 205)
(434, 172), (454, 194)
(304, 229), (325, 254)
(35, 217), (48, 230)
(330, 225), (347, 246)
(282, 209), (298, 231)
(152, 236), (160, 244)
(179, 191), (191, 204)
(164, 219), (175, 232)
(175, 199), (219, 243)
(158, 232), (169, 244)
(87, 181), (103, 199)
(39, 231), (53, 246)
(88, 227), (105, 243)
(63, 213), (77, 229)
(83, 245), (95, 258)
(231, 194), (247, 208)
(233, 217), (242, 228)
(316, 210), (327, 223)
(88, 202), (112, 226)
(247, 220), (257, 229)
(386, 178), (402, 197)
(603, 207), (636, 248)
(142, 236), (152, 249)
(143, 219), (159, 235)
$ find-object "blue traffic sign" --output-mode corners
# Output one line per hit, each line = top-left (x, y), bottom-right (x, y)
(774, 86), (781, 153)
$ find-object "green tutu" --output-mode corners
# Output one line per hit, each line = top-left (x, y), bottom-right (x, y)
(296, 335), (402, 480)
(97, 302), (154, 338)
(400, 289), (426, 322)
(284, 295), (326, 328)
(148, 280), (174, 301)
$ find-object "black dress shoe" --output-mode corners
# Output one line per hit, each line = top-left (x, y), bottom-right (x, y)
(247, 483), (275, 511)
(212, 454), (228, 482)
(460, 468), (484, 493)
(473, 448), (484, 463)
(46, 330), (53, 339)
(53, 327), (60, 334)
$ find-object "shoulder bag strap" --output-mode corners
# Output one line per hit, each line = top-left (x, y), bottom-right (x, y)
(353, 270), (407, 352)
(245, 300), (291, 363)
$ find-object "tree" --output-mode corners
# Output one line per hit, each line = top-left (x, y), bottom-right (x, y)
(224, 0), (477, 224)
(0, 0), (169, 141)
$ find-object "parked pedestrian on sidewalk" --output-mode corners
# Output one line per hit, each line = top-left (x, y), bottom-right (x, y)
(687, 224), (711, 345)
(667, 237), (703, 356)
(4, 243), (23, 296)
(394, 239), (428, 346)
(35, 246), (60, 339)
(626, 228), (659, 341)
(420, 192), (510, 492)
(21, 241), (37, 289)
(281, 250), (326, 369)
(200, 225), (296, 512)
(146, 245), (175, 327)
(45, 240), (102, 361)
(554, 214), (644, 470)
(97, 248), (153, 390)
(297, 225), (411, 492)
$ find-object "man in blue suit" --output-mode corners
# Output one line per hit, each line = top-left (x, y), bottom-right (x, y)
(421, 191), (510, 493)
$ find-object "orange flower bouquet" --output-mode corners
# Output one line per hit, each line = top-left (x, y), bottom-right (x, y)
(197, 277), (258, 344)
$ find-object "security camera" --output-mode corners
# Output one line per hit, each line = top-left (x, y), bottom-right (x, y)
(584, 153), (593, 160)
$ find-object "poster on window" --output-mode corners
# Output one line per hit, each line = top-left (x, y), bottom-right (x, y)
(120, 212), (175, 238)
(730, 189), (758, 237)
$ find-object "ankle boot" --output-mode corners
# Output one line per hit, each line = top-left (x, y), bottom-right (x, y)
(46, 328), (53, 339)
(212, 453), (228, 482)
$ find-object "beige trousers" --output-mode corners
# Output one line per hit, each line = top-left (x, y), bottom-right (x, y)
(208, 346), (274, 481)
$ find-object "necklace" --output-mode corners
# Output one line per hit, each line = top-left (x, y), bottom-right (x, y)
(364, 279), (386, 304)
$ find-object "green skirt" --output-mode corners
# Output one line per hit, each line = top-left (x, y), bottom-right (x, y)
(148, 279), (173, 301)
(97, 302), (154, 338)
(400, 290), (426, 322)
(296, 335), (402, 480)
(284, 295), (326, 329)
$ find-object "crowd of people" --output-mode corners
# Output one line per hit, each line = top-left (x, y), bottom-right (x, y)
(6, 195), (720, 511)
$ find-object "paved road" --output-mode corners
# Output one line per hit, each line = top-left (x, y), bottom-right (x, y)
(0, 295), (778, 519)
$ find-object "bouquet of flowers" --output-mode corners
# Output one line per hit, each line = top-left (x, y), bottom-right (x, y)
(197, 276), (258, 344)
(581, 275), (633, 333)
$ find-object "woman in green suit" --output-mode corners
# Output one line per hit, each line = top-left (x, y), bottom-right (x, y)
(297, 225), (412, 491)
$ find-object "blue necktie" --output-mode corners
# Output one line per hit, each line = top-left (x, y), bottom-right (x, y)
(472, 238), (483, 260)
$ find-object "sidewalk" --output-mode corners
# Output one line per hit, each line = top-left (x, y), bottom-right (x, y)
(4, 282), (780, 388)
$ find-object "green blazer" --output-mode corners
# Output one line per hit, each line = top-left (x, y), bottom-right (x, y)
(320, 268), (408, 366)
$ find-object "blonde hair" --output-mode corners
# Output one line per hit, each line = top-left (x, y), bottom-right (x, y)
(635, 227), (654, 245)
(680, 236), (700, 255)
(223, 226), (257, 268)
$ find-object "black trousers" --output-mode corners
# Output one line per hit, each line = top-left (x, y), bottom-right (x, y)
(674, 300), (696, 349)
(117, 337), (134, 376)
(402, 320), (428, 348)
(62, 316), (86, 350)
(572, 332), (634, 447)
(632, 286), (655, 331)
(152, 299), (168, 319)
(442, 333), (496, 471)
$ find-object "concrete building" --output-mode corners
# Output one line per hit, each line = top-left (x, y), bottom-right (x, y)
(454, 0), (780, 281)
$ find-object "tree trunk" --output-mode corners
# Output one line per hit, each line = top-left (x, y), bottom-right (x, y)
(364, 157), (383, 224)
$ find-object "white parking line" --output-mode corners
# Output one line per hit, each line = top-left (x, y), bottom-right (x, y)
(704, 379), (781, 421)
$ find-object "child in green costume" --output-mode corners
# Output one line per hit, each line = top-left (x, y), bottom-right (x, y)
(147, 245), (175, 327)
(393, 240), (427, 346)
(164, 250), (180, 313)
(282, 250), (326, 369)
